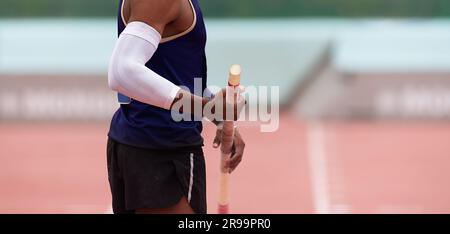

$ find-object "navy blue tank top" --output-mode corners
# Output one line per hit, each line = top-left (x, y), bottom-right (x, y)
(108, 0), (207, 149)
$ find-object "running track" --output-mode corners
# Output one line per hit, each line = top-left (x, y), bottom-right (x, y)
(1, 113), (450, 213)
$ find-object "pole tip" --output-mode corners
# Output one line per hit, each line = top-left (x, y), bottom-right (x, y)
(228, 64), (241, 86)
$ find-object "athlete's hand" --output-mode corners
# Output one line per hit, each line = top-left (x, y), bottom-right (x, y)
(203, 88), (246, 122)
(213, 128), (246, 173)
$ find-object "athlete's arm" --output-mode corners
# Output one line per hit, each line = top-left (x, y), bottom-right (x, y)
(108, 0), (185, 110)
(108, 0), (244, 120)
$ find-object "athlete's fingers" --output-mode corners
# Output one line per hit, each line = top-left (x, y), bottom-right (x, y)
(229, 130), (245, 173)
(229, 145), (244, 173)
(208, 88), (246, 121)
(213, 128), (222, 148)
(221, 135), (236, 173)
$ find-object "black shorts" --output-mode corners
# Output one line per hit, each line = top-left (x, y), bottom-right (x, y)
(106, 138), (207, 214)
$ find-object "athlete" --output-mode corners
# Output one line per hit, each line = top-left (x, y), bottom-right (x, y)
(107, 0), (246, 214)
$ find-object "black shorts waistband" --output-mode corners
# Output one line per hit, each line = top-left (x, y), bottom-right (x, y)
(107, 137), (204, 154)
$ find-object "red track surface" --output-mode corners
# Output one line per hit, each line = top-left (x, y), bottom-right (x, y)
(1, 113), (450, 214)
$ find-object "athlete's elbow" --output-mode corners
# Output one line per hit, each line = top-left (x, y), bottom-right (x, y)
(108, 56), (120, 91)
(107, 67), (120, 92)
(108, 61), (132, 92)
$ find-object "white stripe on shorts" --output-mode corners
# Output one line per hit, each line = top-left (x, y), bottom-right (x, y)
(188, 153), (194, 203)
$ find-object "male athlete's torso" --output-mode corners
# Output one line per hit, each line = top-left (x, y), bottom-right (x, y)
(108, 0), (208, 149)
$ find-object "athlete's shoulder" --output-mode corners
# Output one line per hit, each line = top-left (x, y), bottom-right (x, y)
(128, 0), (182, 33)
(133, 0), (181, 10)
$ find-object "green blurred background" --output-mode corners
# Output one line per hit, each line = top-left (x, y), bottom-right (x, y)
(1, 0), (450, 18)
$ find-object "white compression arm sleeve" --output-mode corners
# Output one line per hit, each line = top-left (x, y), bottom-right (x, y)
(108, 21), (181, 110)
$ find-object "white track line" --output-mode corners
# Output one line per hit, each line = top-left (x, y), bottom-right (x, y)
(306, 121), (331, 214)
